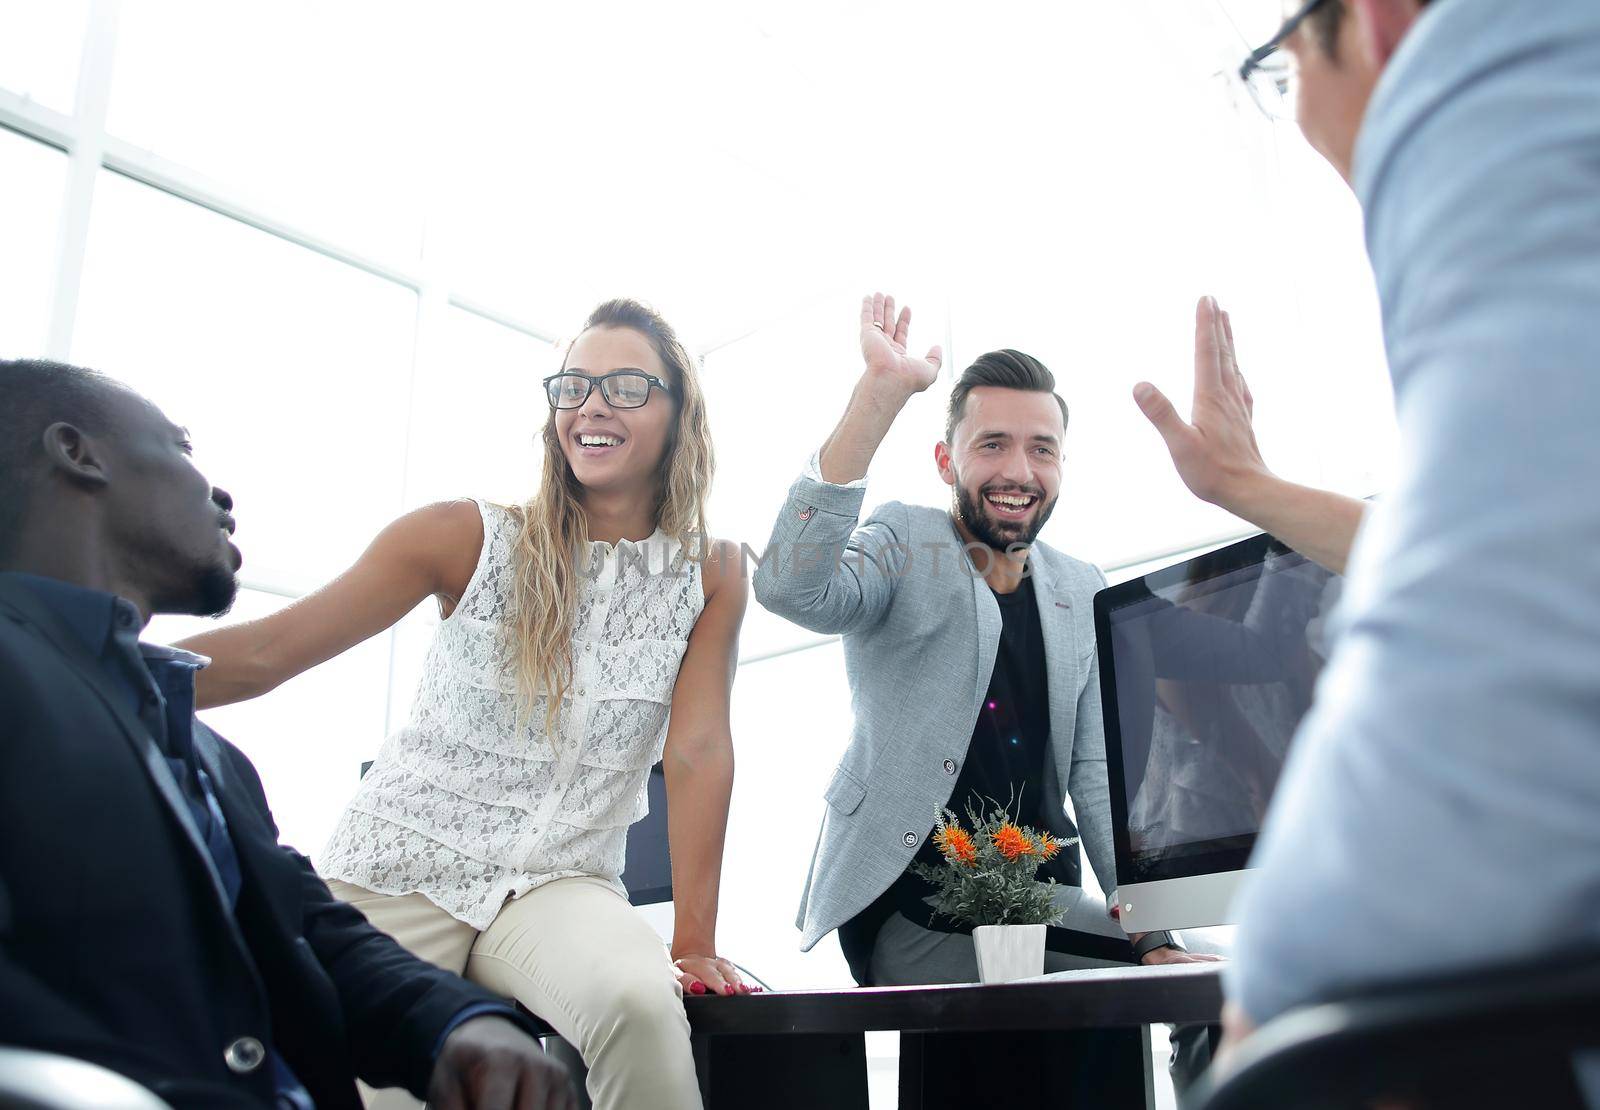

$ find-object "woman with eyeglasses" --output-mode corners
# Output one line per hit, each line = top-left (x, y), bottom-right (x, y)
(179, 298), (745, 1110)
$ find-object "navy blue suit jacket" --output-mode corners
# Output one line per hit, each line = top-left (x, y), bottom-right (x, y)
(0, 577), (530, 1109)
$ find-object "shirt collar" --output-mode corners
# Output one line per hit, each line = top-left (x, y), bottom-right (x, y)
(585, 527), (669, 556)
(1, 571), (127, 657)
(0, 571), (208, 669)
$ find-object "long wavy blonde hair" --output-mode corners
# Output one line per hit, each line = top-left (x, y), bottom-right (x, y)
(508, 298), (713, 730)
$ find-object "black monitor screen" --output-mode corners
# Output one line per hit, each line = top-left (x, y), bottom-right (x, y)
(1094, 534), (1342, 885)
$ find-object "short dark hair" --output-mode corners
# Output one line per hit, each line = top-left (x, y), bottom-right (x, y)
(0, 359), (125, 555)
(944, 349), (1069, 444)
(1311, 0), (1435, 60)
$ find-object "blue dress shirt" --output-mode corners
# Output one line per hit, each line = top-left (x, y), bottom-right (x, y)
(1229, 0), (1600, 1025)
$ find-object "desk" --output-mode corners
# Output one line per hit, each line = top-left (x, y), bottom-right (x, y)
(680, 964), (1223, 1110)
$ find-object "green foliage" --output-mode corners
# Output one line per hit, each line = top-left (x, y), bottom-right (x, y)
(909, 798), (1078, 928)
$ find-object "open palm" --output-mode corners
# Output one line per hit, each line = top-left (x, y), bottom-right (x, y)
(860, 291), (942, 394)
(1134, 296), (1268, 506)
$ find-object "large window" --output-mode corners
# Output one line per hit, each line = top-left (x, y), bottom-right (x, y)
(0, 1), (89, 113)
(0, 127), (67, 356)
(402, 307), (552, 511)
(106, 2), (429, 261)
(2, 0), (1392, 1036)
(147, 592), (394, 857)
(72, 172), (419, 591)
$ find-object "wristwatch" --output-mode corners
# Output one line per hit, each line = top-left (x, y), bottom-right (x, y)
(1131, 930), (1184, 962)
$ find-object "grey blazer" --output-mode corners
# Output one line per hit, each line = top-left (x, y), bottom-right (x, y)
(753, 473), (1114, 951)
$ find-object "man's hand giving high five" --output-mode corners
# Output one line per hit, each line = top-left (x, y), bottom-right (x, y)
(1132, 295), (1367, 574)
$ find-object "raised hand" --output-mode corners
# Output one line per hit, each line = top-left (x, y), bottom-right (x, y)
(860, 291), (943, 396)
(1133, 296), (1271, 509)
(816, 292), (945, 484)
(1133, 297), (1367, 573)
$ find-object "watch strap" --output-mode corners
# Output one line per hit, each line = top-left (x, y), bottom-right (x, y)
(1131, 930), (1184, 961)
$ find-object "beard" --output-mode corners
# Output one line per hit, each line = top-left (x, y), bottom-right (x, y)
(953, 480), (1058, 552)
(149, 558), (237, 619)
(192, 561), (240, 618)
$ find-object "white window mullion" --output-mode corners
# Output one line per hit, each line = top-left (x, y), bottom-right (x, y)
(380, 212), (444, 740)
(45, 0), (120, 362)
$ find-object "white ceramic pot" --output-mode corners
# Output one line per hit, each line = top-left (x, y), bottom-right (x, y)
(972, 923), (1047, 984)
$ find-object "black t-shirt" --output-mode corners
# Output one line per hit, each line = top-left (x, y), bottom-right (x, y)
(838, 574), (1096, 982)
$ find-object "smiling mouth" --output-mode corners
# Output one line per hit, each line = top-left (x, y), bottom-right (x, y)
(575, 432), (626, 451)
(984, 491), (1038, 518)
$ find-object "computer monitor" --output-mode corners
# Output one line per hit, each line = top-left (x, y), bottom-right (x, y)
(1094, 532), (1342, 933)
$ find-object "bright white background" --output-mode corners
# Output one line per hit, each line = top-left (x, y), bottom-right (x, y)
(2, 1), (1393, 1102)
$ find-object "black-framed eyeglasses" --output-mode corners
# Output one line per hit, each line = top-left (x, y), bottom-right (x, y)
(543, 369), (673, 410)
(1238, 0), (1332, 120)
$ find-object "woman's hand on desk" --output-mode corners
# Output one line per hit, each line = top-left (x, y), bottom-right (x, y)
(672, 953), (758, 996)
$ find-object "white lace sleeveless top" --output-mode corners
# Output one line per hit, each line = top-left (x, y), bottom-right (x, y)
(319, 500), (704, 930)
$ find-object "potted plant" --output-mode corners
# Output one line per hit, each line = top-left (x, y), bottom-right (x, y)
(910, 800), (1078, 983)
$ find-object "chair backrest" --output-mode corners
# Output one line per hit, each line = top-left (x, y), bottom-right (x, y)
(0, 1048), (172, 1110)
(619, 763), (672, 906)
(1186, 952), (1600, 1110)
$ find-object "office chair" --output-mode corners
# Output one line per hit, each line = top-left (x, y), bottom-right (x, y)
(0, 1048), (172, 1110)
(1186, 951), (1600, 1110)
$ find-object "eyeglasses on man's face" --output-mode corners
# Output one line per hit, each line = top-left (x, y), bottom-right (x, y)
(1238, 0), (1333, 121)
(543, 369), (673, 410)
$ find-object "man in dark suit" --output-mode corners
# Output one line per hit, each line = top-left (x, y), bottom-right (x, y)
(0, 358), (578, 1110)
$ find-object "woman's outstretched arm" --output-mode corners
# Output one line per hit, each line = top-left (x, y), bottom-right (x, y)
(178, 499), (483, 709)
(662, 539), (748, 996)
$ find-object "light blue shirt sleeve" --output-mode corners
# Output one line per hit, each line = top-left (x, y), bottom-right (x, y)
(1228, 0), (1600, 1024)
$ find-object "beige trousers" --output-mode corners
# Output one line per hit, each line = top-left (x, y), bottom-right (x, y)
(327, 876), (701, 1110)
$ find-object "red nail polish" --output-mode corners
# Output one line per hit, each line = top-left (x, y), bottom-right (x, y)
(689, 981), (706, 995)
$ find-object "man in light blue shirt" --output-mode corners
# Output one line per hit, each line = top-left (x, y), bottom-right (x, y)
(1135, 0), (1600, 1049)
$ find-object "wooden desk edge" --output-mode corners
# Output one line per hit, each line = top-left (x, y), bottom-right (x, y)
(684, 964), (1224, 1036)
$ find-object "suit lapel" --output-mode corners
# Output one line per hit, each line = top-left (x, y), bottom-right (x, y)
(191, 723), (301, 942)
(1029, 553), (1073, 735)
(952, 520), (1003, 716)
(0, 582), (251, 935)
(1028, 551), (1084, 814)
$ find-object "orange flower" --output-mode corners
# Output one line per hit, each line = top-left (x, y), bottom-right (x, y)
(935, 824), (978, 866)
(993, 822), (1035, 861)
(1038, 834), (1062, 861)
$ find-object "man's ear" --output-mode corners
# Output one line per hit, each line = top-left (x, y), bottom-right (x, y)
(1347, 0), (1425, 71)
(40, 422), (111, 488)
(934, 440), (956, 487)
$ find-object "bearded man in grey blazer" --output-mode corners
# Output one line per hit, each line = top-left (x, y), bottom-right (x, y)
(752, 293), (1221, 991)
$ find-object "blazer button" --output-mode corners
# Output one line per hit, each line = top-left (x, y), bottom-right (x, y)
(224, 1036), (266, 1074)
(903, 831), (918, 847)
(942, 759), (956, 775)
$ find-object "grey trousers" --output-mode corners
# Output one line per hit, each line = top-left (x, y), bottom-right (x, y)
(869, 885), (1140, 984)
